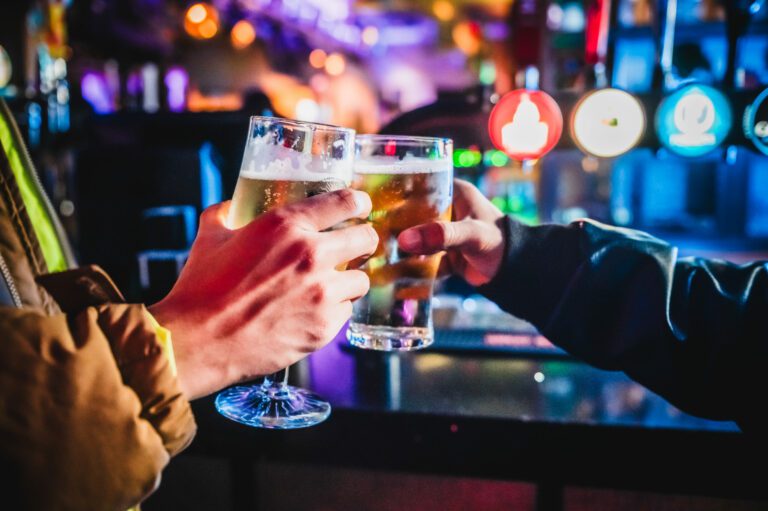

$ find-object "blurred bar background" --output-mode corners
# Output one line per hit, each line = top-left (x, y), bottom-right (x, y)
(1, 1), (767, 510)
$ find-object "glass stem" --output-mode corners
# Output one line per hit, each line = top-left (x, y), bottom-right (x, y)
(262, 367), (290, 391)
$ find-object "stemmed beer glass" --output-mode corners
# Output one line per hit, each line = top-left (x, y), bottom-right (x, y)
(215, 116), (355, 429)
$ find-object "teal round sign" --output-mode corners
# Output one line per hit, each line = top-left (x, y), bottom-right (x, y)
(655, 84), (732, 158)
(744, 87), (768, 156)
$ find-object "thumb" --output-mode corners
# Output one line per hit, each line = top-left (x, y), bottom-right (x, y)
(398, 220), (480, 255)
(199, 201), (231, 229)
(194, 201), (233, 245)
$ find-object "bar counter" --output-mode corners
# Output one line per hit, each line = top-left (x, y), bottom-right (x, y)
(176, 329), (765, 510)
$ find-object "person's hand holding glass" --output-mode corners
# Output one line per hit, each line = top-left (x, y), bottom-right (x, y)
(214, 117), (375, 429)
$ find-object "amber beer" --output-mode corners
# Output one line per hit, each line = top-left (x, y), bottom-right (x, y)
(349, 157), (453, 350)
(228, 176), (348, 228)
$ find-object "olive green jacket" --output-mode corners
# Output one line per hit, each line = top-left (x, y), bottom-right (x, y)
(0, 99), (196, 510)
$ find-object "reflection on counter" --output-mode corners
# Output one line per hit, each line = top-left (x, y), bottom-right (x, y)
(301, 328), (739, 434)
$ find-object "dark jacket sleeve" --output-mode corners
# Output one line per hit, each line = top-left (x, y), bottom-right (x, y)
(479, 217), (768, 432)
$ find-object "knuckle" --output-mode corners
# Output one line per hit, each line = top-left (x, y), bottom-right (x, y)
(295, 242), (319, 273)
(309, 317), (331, 344)
(335, 188), (358, 213)
(308, 282), (326, 305)
(428, 222), (449, 247)
(269, 210), (294, 231)
(259, 210), (292, 235)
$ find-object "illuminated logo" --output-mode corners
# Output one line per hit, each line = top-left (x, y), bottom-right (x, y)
(744, 87), (768, 156)
(0, 45), (11, 88)
(655, 84), (732, 158)
(489, 89), (563, 161)
(571, 88), (646, 158)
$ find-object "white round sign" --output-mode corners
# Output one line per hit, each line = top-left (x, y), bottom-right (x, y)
(571, 88), (646, 158)
(0, 45), (12, 88)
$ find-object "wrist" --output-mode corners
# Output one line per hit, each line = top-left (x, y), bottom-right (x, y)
(149, 298), (224, 400)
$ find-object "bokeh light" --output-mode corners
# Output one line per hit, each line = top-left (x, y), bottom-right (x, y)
(433, 0), (456, 22)
(452, 21), (482, 56)
(362, 26), (379, 46)
(231, 20), (256, 50)
(184, 3), (219, 40)
(186, 4), (207, 24)
(309, 49), (327, 69)
(745, 87), (768, 156)
(325, 53), (346, 76)
(0, 45), (11, 88)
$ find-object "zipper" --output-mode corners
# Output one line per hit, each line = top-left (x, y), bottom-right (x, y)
(0, 251), (22, 307)
(1, 100), (76, 269)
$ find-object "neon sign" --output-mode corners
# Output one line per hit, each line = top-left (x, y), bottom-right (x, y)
(744, 87), (768, 156)
(656, 84), (732, 158)
(571, 88), (645, 158)
(489, 89), (563, 161)
(0, 45), (11, 89)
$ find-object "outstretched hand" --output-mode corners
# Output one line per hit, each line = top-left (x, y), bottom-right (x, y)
(397, 179), (505, 286)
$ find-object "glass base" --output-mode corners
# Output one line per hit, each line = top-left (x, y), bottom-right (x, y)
(347, 323), (433, 351)
(215, 384), (331, 429)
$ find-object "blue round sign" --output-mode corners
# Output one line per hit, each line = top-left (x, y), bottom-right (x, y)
(655, 84), (732, 158)
(744, 87), (768, 156)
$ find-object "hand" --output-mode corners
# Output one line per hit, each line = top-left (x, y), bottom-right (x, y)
(397, 179), (505, 286)
(150, 189), (378, 399)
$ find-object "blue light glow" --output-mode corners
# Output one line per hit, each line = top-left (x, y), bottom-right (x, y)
(655, 84), (732, 158)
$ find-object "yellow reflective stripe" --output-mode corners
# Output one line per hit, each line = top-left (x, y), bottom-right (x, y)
(144, 310), (177, 376)
(0, 107), (67, 272)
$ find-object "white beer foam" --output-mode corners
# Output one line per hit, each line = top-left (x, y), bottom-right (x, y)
(240, 137), (353, 182)
(354, 155), (452, 175)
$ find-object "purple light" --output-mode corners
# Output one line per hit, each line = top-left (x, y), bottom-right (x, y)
(164, 67), (189, 113)
(81, 72), (114, 114)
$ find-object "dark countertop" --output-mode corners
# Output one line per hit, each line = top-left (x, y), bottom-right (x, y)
(189, 329), (764, 503)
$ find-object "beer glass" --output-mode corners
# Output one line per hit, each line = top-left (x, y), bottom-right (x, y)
(348, 135), (453, 351)
(215, 117), (355, 429)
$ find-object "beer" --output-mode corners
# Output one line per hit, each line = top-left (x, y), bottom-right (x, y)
(349, 157), (453, 351)
(214, 116), (355, 430)
(228, 176), (348, 228)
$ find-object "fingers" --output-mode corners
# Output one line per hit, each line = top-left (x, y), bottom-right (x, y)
(278, 189), (372, 232)
(331, 269), (371, 302)
(319, 223), (379, 266)
(397, 219), (483, 255)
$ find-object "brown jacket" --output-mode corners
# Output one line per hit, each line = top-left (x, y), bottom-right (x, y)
(0, 100), (196, 509)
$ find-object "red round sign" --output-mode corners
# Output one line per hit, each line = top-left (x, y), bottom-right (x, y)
(488, 89), (563, 161)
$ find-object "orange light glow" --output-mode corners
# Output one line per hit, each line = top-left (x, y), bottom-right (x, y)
(325, 53), (346, 76)
(433, 0), (456, 22)
(188, 89), (243, 112)
(452, 21), (482, 56)
(361, 26), (379, 46)
(231, 20), (256, 49)
(308, 49), (327, 69)
(198, 19), (218, 39)
(186, 4), (207, 24)
(184, 3), (219, 40)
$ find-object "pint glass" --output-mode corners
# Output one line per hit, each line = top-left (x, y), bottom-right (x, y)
(348, 135), (453, 351)
(215, 116), (355, 429)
